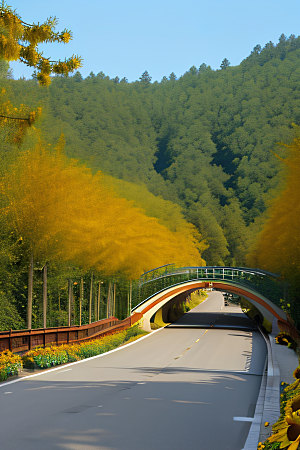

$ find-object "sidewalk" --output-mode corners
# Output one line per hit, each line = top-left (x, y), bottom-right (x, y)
(258, 318), (299, 443)
(241, 317), (299, 449)
(272, 337), (299, 385)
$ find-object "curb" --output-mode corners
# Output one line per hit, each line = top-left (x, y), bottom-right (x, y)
(242, 319), (280, 449)
(0, 329), (162, 388)
(259, 331), (281, 442)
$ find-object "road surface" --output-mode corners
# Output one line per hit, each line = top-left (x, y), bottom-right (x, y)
(0, 292), (267, 450)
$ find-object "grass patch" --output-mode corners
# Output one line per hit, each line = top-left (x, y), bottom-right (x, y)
(183, 289), (208, 312)
(120, 332), (149, 345)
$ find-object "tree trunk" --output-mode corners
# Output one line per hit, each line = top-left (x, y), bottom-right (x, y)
(27, 254), (33, 330)
(107, 282), (112, 318)
(97, 281), (101, 321)
(113, 282), (116, 317)
(68, 279), (73, 327)
(94, 285), (97, 322)
(127, 290), (130, 317)
(42, 263), (47, 329)
(129, 280), (132, 316)
(89, 273), (93, 324)
(80, 277), (83, 326)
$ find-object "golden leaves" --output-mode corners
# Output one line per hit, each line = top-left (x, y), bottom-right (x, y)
(0, 32), (21, 61)
(52, 55), (83, 76)
(36, 72), (51, 87)
(0, 5), (82, 85)
(22, 23), (53, 46)
(2, 139), (206, 278)
(60, 31), (71, 43)
(19, 44), (40, 66)
(246, 135), (300, 286)
(0, 89), (42, 144)
(0, 7), (23, 60)
(99, 174), (207, 269)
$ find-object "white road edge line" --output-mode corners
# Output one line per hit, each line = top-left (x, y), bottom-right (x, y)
(0, 327), (164, 388)
(233, 417), (260, 423)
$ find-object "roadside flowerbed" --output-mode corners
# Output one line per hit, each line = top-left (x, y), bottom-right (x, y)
(0, 323), (147, 381)
(24, 323), (147, 369)
(0, 350), (23, 381)
(258, 363), (300, 449)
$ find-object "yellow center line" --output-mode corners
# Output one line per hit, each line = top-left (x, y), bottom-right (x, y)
(195, 329), (209, 343)
(176, 329), (210, 360)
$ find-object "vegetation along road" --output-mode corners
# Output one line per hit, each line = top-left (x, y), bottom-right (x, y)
(0, 292), (267, 450)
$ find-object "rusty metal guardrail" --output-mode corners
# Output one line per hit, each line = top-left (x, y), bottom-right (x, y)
(0, 312), (143, 353)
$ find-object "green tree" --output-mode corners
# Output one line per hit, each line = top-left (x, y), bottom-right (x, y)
(0, 292), (24, 330)
(2, 32), (300, 270)
(139, 70), (152, 84)
(220, 58), (230, 69)
(0, 58), (8, 78)
(198, 63), (211, 73)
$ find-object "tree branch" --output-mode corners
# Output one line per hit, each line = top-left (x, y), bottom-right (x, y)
(0, 114), (29, 121)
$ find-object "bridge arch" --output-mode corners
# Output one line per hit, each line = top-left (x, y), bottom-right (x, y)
(132, 266), (289, 332)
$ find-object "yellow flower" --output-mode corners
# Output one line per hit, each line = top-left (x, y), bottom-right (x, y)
(265, 422), (270, 427)
(288, 434), (300, 450)
(269, 412), (300, 449)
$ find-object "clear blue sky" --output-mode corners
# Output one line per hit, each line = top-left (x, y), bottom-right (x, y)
(8, 0), (300, 82)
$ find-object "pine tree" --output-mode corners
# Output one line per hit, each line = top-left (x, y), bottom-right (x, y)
(220, 58), (230, 69)
(139, 70), (152, 84)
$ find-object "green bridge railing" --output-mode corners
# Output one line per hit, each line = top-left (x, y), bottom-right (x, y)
(132, 265), (289, 313)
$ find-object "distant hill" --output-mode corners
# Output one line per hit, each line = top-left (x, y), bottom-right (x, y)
(2, 33), (300, 265)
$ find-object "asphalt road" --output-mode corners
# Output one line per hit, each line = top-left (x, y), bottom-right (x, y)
(0, 292), (267, 450)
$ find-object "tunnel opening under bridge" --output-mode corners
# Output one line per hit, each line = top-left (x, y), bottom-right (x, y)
(133, 280), (289, 333)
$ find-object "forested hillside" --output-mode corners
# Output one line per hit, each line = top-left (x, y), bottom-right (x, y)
(1, 33), (300, 330)
(2, 33), (299, 266)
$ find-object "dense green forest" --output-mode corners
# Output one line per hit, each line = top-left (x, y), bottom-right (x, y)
(1, 32), (300, 329)
(3, 33), (300, 264)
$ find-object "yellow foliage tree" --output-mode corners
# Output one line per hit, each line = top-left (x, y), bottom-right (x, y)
(0, 3), (82, 144)
(100, 174), (208, 263)
(1, 137), (206, 328)
(0, 87), (42, 144)
(0, 3), (82, 86)
(246, 134), (300, 289)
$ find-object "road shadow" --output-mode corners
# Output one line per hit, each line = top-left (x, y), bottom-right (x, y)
(2, 370), (259, 450)
(167, 311), (257, 331)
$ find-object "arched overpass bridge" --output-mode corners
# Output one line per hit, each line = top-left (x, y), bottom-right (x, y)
(132, 265), (290, 332)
